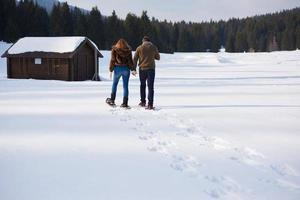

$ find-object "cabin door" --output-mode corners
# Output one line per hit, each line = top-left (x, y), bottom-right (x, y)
(78, 55), (88, 81)
(87, 55), (94, 79)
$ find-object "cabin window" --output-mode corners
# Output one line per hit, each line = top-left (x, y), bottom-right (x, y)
(34, 58), (42, 65)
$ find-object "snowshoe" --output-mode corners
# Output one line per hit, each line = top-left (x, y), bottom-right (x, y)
(106, 98), (116, 107)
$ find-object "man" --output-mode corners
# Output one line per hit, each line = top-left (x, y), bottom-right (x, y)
(133, 36), (160, 110)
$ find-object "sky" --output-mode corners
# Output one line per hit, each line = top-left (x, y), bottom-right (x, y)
(60, 0), (300, 22)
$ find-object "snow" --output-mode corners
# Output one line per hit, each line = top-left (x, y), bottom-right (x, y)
(6, 37), (99, 55)
(0, 41), (11, 77)
(0, 41), (300, 200)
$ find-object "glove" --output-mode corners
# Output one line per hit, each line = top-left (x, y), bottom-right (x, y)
(131, 70), (137, 76)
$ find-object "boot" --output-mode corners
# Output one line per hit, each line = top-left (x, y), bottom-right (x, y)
(106, 93), (116, 106)
(120, 97), (129, 108)
(138, 102), (146, 107)
(145, 103), (154, 110)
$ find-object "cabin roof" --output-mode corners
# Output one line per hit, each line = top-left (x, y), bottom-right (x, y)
(1, 37), (103, 58)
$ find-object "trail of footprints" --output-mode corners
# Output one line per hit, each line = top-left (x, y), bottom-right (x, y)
(110, 107), (300, 199)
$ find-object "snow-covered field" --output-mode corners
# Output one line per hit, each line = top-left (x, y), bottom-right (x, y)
(0, 41), (300, 200)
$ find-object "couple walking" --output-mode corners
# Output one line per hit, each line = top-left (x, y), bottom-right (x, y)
(106, 36), (160, 110)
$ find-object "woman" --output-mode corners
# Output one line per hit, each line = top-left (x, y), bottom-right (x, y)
(106, 39), (134, 108)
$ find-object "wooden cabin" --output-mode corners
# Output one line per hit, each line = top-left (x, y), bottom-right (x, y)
(1, 37), (103, 81)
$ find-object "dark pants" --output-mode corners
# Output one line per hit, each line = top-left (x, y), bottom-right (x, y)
(139, 69), (155, 105)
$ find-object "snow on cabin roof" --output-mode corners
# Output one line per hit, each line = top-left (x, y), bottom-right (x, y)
(7, 37), (100, 54)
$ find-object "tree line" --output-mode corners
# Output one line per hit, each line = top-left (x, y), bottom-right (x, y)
(0, 0), (299, 53)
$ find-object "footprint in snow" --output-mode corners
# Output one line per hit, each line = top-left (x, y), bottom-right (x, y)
(206, 136), (232, 151)
(204, 175), (245, 199)
(229, 147), (266, 167)
(170, 154), (202, 177)
(138, 135), (153, 141)
(259, 178), (300, 191)
(270, 163), (299, 177)
(110, 105), (300, 198)
(147, 145), (168, 155)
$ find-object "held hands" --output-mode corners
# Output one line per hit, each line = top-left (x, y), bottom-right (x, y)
(131, 70), (137, 76)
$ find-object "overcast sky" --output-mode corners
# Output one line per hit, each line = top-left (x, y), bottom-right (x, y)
(61, 0), (300, 22)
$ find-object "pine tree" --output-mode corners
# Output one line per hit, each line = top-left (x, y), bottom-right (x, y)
(211, 25), (222, 52)
(177, 24), (193, 52)
(258, 35), (267, 52)
(72, 7), (88, 36)
(17, 0), (35, 37)
(2, 0), (19, 42)
(268, 36), (279, 51)
(225, 33), (235, 52)
(87, 7), (105, 49)
(124, 13), (142, 49)
(296, 26), (300, 49)
(60, 2), (73, 36)
(173, 23), (180, 52)
(106, 10), (123, 47)
(50, 3), (62, 36)
(0, 0), (5, 40)
(5, 17), (20, 42)
(31, 3), (49, 36)
(235, 31), (248, 52)
(140, 11), (152, 37)
(281, 29), (295, 50)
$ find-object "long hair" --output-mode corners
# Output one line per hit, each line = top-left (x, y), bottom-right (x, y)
(114, 38), (130, 49)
